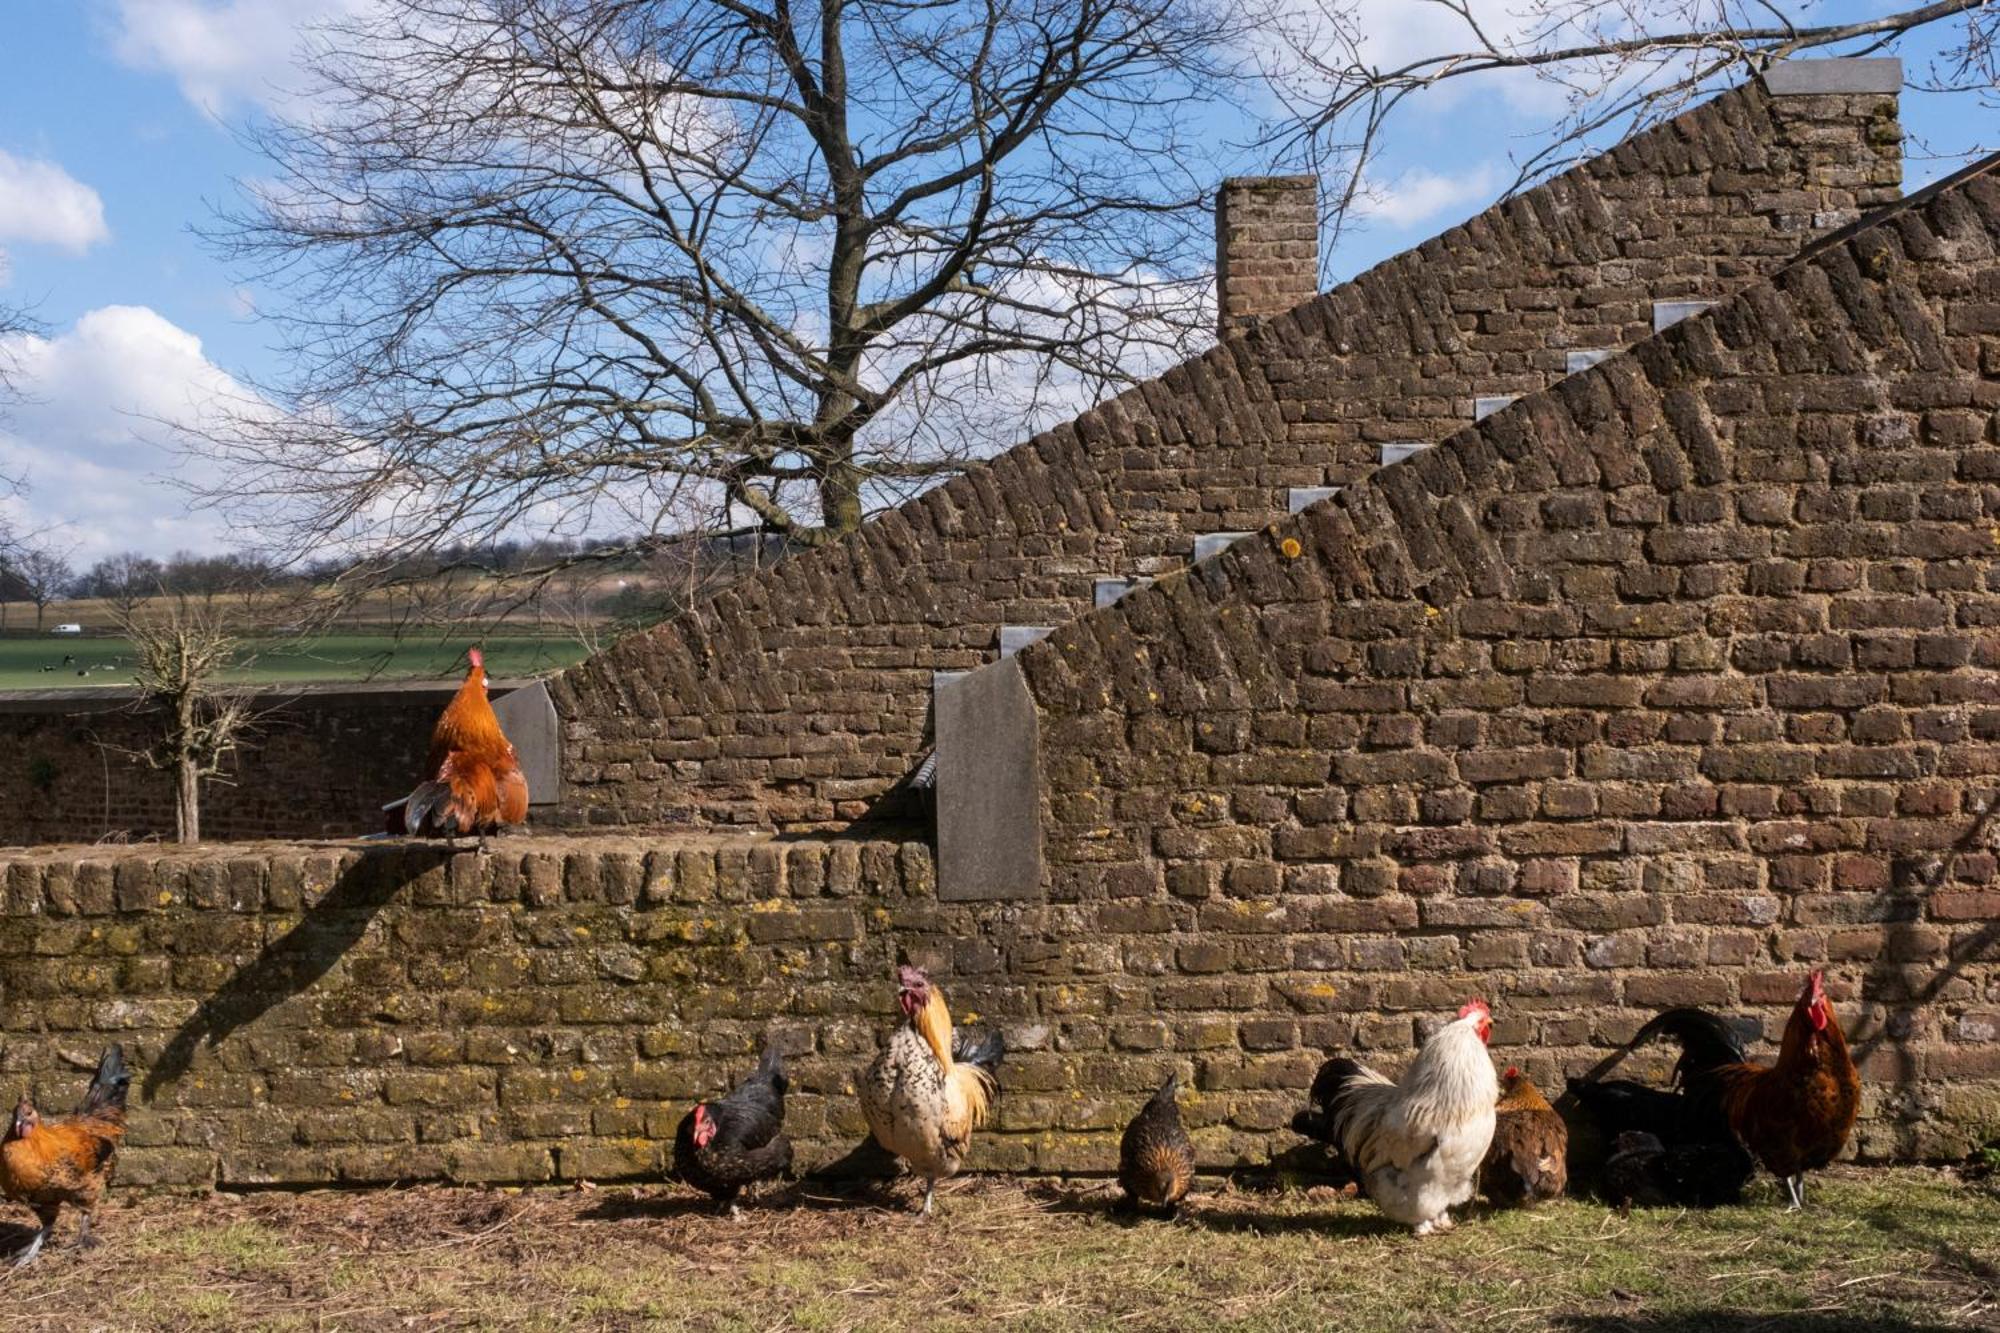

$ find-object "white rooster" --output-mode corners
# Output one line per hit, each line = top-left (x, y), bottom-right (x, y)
(1291, 1000), (1499, 1234)
(858, 964), (1006, 1216)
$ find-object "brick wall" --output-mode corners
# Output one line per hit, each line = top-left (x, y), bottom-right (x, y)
(1217, 176), (1319, 336)
(1014, 153), (2000, 1162)
(553, 71), (1903, 831)
(0, 684), (469, 845)
(3, 830), (1992, 1193)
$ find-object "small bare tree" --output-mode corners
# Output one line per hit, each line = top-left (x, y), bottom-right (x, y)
(13, 544), (73, 632)
(114, 594), (260, 845)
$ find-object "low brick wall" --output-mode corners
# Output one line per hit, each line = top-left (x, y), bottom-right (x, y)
(0, 682), (529, 846)
(0, 836), (1992, 1192)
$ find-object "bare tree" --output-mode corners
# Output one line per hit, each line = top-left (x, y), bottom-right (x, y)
(13, 544), (73, 632)
(198, 0), (1254, 587)
(1263, 1), (1997, 248)
(112, 594), (261, 845)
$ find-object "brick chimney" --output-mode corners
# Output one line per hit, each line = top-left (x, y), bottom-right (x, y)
(1215, 175), (1319, 337)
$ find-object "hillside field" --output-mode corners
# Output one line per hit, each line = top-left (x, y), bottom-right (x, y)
(0, 633), (590, 691)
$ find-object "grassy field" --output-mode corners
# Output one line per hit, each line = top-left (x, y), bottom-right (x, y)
(0, 1169), (1992, 1331)
(0, 633), (589, 689)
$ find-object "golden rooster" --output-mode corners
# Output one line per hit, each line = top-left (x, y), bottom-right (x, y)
(1, 1046), (129, 1266)
(859, 964), (1005, 1216)
(384, 647), (528, 848)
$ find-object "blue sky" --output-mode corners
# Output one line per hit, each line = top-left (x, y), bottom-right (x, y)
(0, 1), (1989, 565)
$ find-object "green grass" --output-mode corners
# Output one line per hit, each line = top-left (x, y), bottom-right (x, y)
(0, 1169), (1994, 1331)
(0, 633), (589, 689)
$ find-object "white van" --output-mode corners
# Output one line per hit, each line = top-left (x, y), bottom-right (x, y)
(52, 624), (83, 635)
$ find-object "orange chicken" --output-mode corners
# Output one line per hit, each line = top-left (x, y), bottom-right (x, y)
(384, 647), (528, 846)
(1, 1046), (129, 1266)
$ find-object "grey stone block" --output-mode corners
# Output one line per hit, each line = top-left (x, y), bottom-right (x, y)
(1474, 395), (1517, 421)
(934, 658), (1042, 901)
(1653, 300), (1714, 332)
(493, 680), (560, 806)
(1566, 348), (1615, 375)
(1381, 442), (1428, 466)
(1765, 57), (1902, 96)
(1287, 486), (1341, 514)
(1192, 532), (1253, 562)
(1092, 577), (1152, 609)
(999, 625), (1053, 658)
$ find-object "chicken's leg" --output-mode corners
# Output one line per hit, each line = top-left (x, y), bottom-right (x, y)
(1784, 1175), (1805, 1211)
(920, 1178), (937, 1217)
(78, 1211), (100, 1250)
(11, 1207), (56, 1267)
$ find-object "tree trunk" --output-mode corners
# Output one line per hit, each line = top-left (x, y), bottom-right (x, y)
(34, 602), (44, 631)
(817, 454), (864, 534)
(175, 756), (200, 844)
(174, 692), (200, 844)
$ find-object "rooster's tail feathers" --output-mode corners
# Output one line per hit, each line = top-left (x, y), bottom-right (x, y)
(951, 1028), (1005, 1078)
(403, 779), (460, 836)
(1626, 1007), (1749, 1084)
(947, 1061), (997, 1132)
(754, 1041), (788, 1095)
(79, 1044), (130, 1119)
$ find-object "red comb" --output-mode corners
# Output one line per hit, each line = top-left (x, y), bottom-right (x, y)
(1458, 998), (1490, 1020)
(467, 647), (484, 670)
(1503, 1065), (1520, 1080)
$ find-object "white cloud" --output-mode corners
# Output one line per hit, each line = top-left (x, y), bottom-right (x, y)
(108, 0), (371, 116)
(1352, 163), (1504, 228)
(0, 151), (110, 268)
(0, 306), (263, 562)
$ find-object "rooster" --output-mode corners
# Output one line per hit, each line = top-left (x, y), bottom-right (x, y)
(673, 1043), (793, 1216)
(1, 1046), (129, 1266)
(1291, 1000), (1499, 1235)
(1624, 972), (1859, 1210)
(1478, 1067), (1567, 1207)
(858, 964), (1005, 1216)
(383, 647), (528, 848)
(1118, 1070), (1196, 1218)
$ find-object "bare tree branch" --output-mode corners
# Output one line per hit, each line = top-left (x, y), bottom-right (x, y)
(1259, 0), (1997, 257)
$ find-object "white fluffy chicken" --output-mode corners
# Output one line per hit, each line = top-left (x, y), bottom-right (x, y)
(859, 964), (1006, 1216)
(1290, 1000), (1499, 1235)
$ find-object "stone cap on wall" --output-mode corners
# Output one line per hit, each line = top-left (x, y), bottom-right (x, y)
(1764, 56), (1902, 96)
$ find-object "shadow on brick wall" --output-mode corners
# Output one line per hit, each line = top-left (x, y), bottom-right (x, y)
(141, 846), (449, 1104)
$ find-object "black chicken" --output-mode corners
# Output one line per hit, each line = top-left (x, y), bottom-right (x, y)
(1567, 1007), (1759, 1207)
(1601, 1131), (1757, 1209)
(672, 1043), (793, 1216)
(1118, 1071), (1195, 1217)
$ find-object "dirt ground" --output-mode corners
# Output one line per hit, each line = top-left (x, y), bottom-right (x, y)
(0, 1167), (1994, 1331)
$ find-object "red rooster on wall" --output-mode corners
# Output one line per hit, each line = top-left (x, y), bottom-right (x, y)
(383, 647), (529, 848)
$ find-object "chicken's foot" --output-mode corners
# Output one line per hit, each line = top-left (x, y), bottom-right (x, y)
(920, 1179), (936, 1217)
(1784, 1175), (1805, 1211)
(10, 1226), (47, 1268)
(78, 1212), (100, 1250)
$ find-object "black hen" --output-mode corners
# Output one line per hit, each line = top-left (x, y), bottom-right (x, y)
(1118, 1071), (1195, 1217)
(673, 1043), (793, 1214)
(1569, 1006), (1757, 1206)
(1602, 1131), (1756, 1209)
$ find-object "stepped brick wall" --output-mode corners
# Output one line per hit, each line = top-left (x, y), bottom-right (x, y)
(0, 685), (456, 846)
(551, 72), (1902, 832)
(1012, 153), (2000, 1162)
